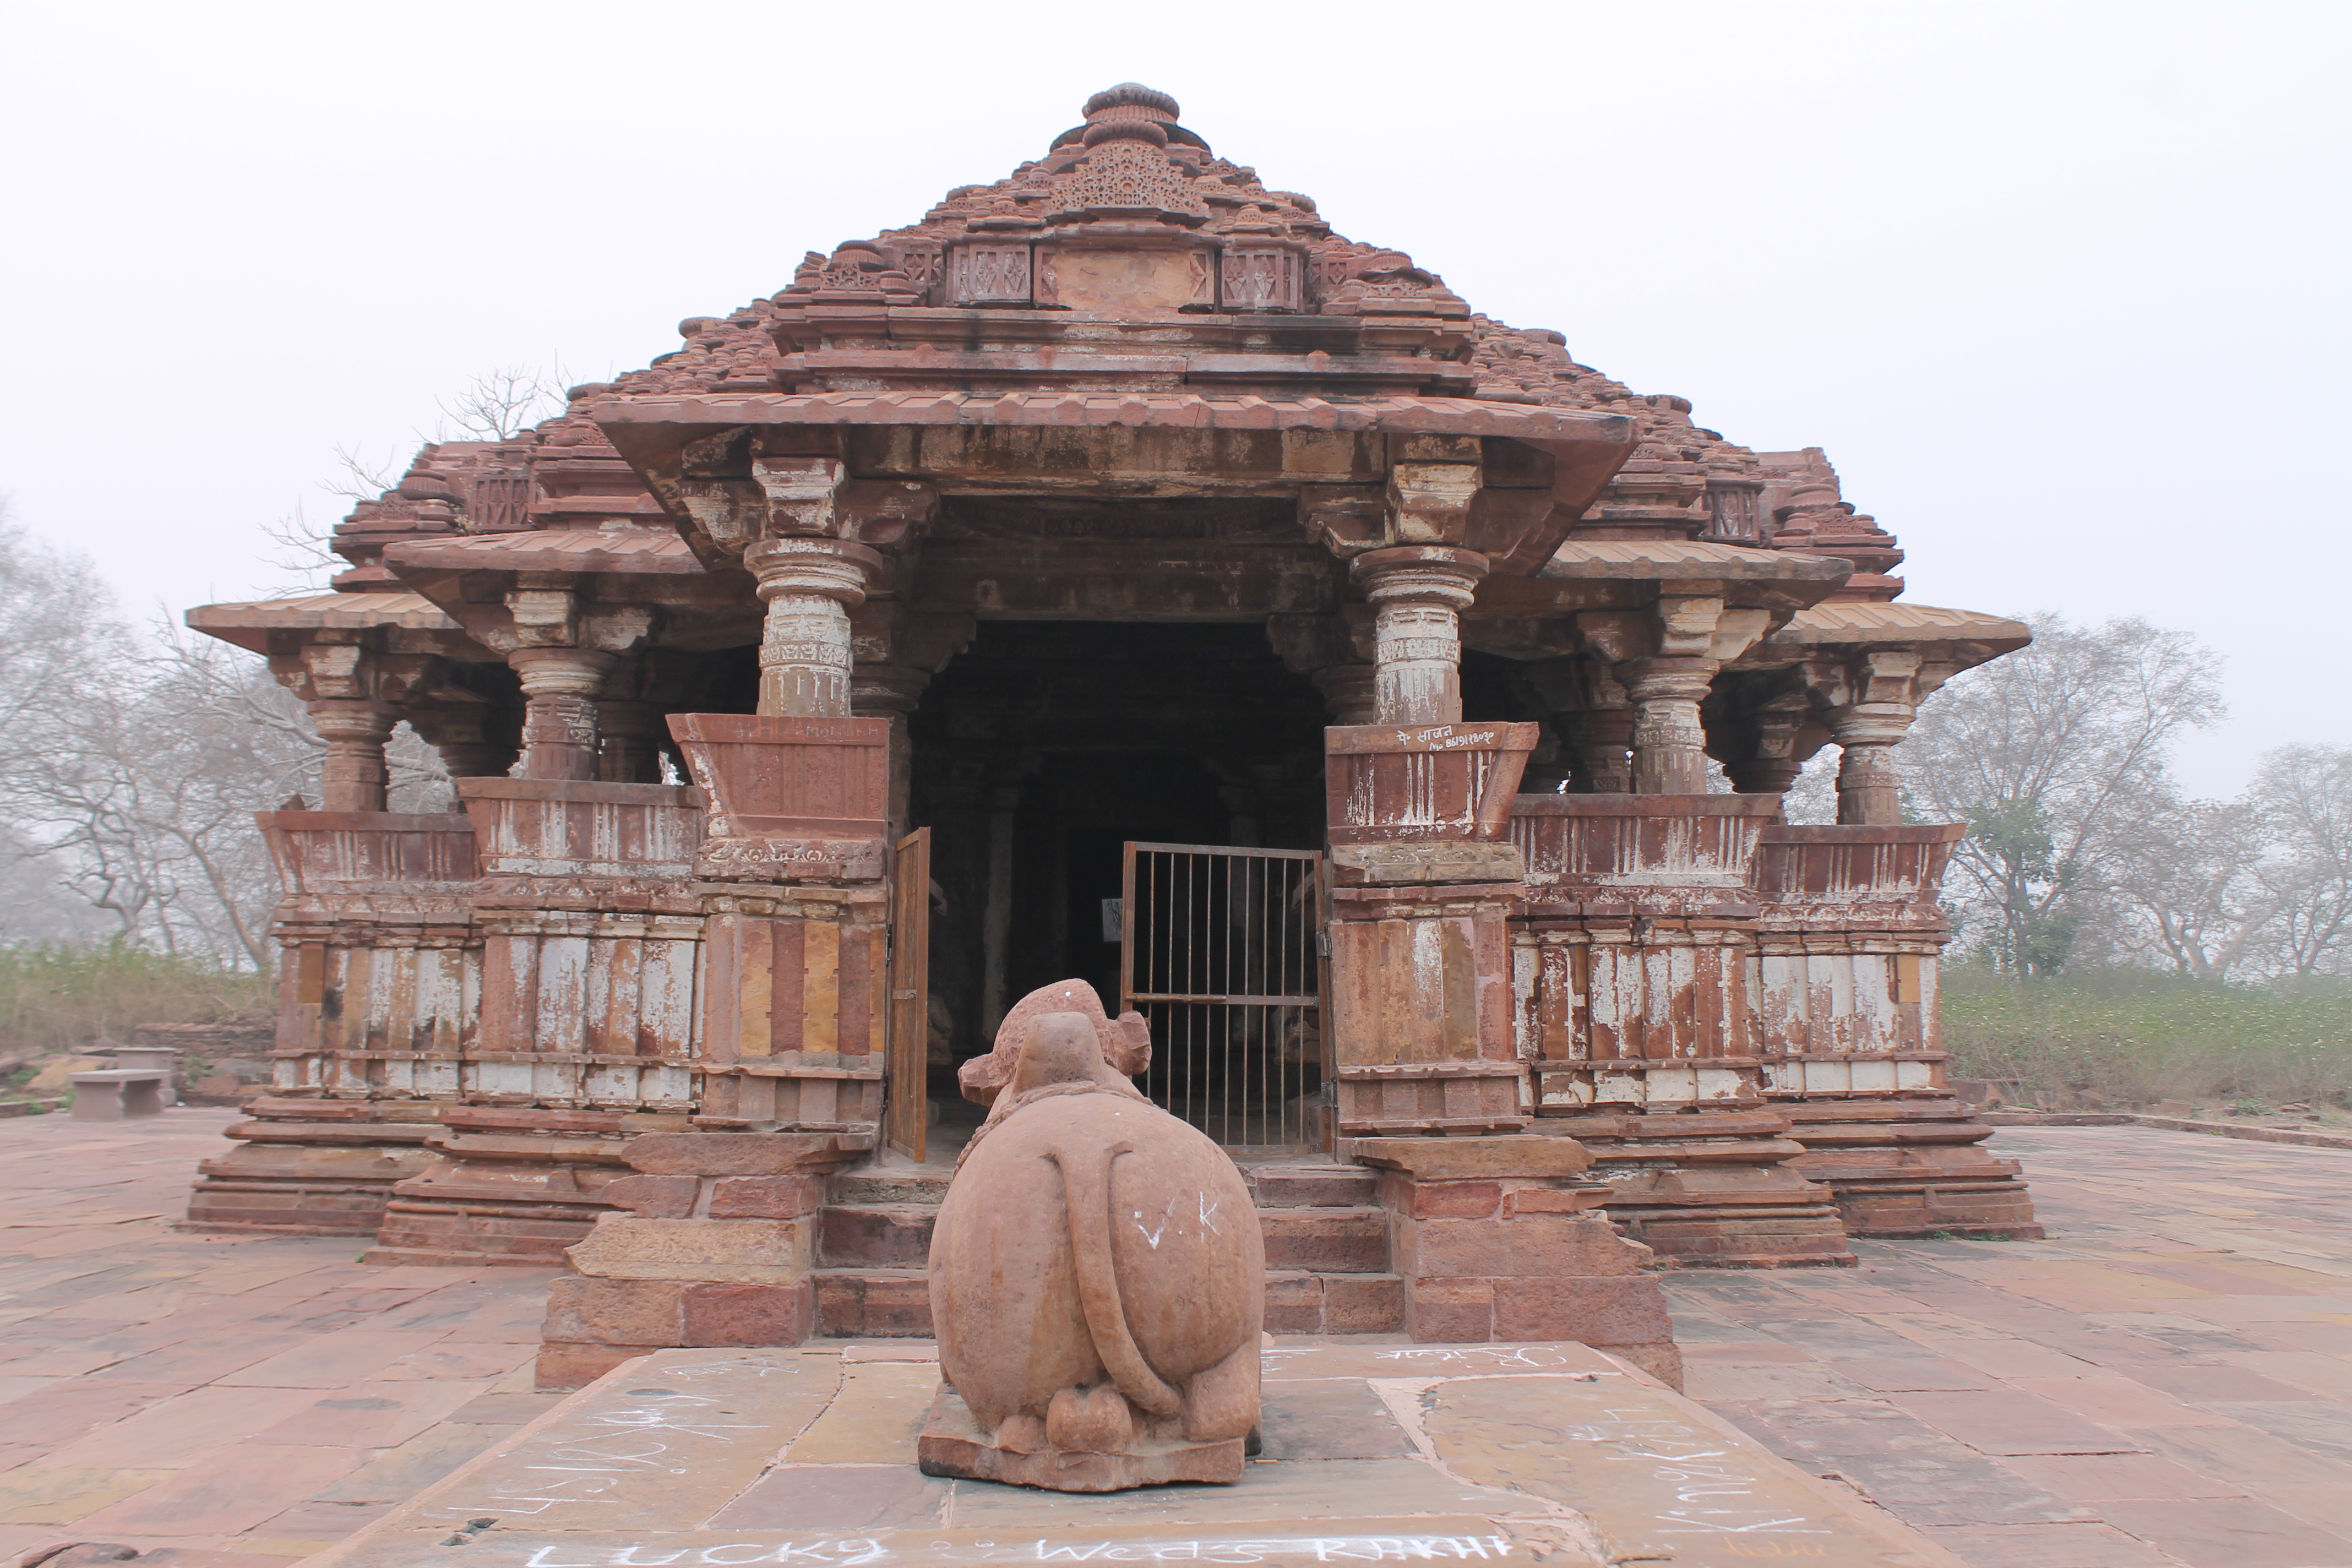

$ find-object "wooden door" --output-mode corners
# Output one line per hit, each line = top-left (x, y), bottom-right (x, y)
(885, 827), (931, 1161)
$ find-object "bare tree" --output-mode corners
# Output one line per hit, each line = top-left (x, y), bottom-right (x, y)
(2248, 744), (2352, 976)
(2102, 791), (2278, 978)
(437, 364), (568, 442)
(1903, 614), (2226, 973)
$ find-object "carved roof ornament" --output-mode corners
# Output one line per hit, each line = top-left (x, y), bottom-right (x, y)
(1044, 86), (1208, 227)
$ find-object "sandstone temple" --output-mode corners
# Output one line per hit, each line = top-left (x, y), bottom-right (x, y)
(184, 84), (2039, 1390)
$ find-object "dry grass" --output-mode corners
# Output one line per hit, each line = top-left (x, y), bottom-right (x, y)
(1942, 964), (2352, 1109)
(0, 941), (270, 1067)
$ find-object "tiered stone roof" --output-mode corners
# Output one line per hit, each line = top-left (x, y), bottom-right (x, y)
(328, 84), (1907, 602)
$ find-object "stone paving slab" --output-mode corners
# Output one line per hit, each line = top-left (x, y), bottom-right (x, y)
(302, 1343), (1958, 1568)
(0, 1110), (559, 1566)
(1667, 1128), (2352, 1567)
(3, 1118), (2351, 1566)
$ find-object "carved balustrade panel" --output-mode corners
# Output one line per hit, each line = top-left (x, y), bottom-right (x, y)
(455, 780), (709, 1113)
(256, 811), (482, 1102)
(1750, 825), (1963, 1099)
(1509, 795), (1779, 918)
(697, 886), (890, 1130)
(1506, 795), (1783, 1115)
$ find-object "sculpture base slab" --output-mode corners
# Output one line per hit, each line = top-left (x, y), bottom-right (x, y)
(915, 1384), (1244, 1490)
(301, 1343), (1954, 1568)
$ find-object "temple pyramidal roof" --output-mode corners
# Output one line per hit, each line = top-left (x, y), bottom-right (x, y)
(312, 83), (1946, 628)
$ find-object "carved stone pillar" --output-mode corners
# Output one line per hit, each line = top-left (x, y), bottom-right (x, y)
(1564, 709), (1637, 794)
(1351, 546), (1488, 726)
(1725, 693), (1825, 796)
(1803, 650), (1928, 827)
(1625, 659), (1716, 795)
(312, 700), (399, 813)
(596, 701), (666, 784)
(416, 708), (515, 780)
(1267, 611), (1378, 726)
(747, 538), (882, 717)
(1830, 706), (1913, 826)
(509, 647), (618, 782)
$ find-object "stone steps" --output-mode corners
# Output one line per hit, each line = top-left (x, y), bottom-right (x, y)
(810, 1160), (1400, 1337)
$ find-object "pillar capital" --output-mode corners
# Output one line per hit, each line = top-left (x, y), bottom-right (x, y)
(744, 536), (885, 606)
(1348, 545), (1488, 607)
(508, 645), (620, 696)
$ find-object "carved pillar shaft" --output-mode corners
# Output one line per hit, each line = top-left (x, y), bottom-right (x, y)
(1351, 546), (1487, 727)
(596, 701), (666, 784)
(747, 538), (881, 718)
(310, 701), (397, 813)
(1830, 704), (1914, 825)
(509, 648), (617, 782)
(1565, 709), (1637, 794)
(1625, 660), (1717, 796)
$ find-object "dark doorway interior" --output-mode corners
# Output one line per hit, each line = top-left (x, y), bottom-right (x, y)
(907, 621), (1330, 1134)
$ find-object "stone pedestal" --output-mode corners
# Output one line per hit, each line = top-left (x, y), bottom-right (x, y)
(535, 1130), (869, 1389)
(1346, 1136), (1682, 1390)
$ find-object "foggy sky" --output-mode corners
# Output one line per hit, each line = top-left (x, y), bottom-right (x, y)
(3, 1), (2343, 797)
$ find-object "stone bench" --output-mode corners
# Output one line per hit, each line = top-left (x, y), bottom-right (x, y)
(69, 1068), (168, 1121)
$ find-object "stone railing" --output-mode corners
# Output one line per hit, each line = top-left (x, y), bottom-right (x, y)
(254, 810), (482, 1100)
(1750, 823), (1964, 1091)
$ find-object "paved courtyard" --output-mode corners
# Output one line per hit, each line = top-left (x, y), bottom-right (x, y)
(0, 1114), (2346, 1568)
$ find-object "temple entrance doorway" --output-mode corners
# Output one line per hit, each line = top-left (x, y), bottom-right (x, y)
(906, 620), (1330, 1152)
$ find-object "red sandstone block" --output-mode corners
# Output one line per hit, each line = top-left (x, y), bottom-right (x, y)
(1502, 1186), (1609, 1216)
(819, 1204), (936, 1266)
(1325, 1273), (1406, 1335)
(1490, 1276), (1675, 1346)
(1259, 1208), (1389, 1273)
(1251, 1167), (1379, 1208)
(1262, 1271), (1325, 1333)
(682, 1282), (814, 1347)
(536, 1341), (643, 1392)
(814, 1270), (934, 1337)
(1395, 1211), (1644, 1280)
(541, 1276), (688, 1346)
(1405, 1277), (1493, 1343)
(603, 1174), (700, 1218)
(710, 1175), (827, 1219)
(1379, 1175), (1501, 1220)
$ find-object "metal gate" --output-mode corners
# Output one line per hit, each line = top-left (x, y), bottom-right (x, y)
(1119, 842), (1325, 1152)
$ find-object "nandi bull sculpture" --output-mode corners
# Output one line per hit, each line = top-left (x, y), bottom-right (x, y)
(918, 981), (1265, 1491)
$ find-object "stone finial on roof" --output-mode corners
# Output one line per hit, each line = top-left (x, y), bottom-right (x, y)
(1084, 83), (1180, 122)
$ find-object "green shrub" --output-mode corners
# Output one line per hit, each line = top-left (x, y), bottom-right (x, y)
(1941, 963), (2352, 1107)
(0, 941), (271, 1061)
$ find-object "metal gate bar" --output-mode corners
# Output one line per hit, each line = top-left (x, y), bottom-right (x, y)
(1120, 841), (1323, 1152)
